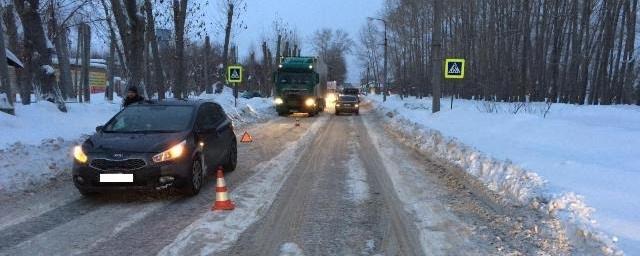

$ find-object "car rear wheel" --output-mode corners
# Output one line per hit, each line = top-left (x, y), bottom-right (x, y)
(182, 159), (203, 196)
(223, 139), (237, 172)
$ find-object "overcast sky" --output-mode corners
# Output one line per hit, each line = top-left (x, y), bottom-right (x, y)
(206, 0), (385, 84)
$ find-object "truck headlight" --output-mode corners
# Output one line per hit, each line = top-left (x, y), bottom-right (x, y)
(274, 98), (284, 105)
(305, 98), (316, 107)
(73, 146), (88, 164)
(153, 140), (186, 163)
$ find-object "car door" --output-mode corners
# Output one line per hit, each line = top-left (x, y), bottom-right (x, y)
(210, 103), (232, 159)
(196, 103), (221, 171)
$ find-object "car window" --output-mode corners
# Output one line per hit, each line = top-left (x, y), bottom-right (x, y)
(197, 104), (217, 129)
(339, 96), (357, 101)
(211, 103), (225, 122)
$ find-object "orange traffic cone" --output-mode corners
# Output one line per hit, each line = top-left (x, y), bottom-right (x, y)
(212, 166), (235, 211)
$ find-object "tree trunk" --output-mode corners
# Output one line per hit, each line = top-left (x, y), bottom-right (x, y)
(173, 0), (188, 99)
(48, 3), (74, 100)
(220, 2), (234, 90)
(106, 36), (115, 101)
(81, 23), (91, 102)
(431, 0), (442, 113)
(0, 4), (14, 114)
(110, 0), (146, 95)
(204, 35), (212, 93)
(144, 0), (164, 99)
(2, 4), (19, 104)
(14, 0), (66, 111)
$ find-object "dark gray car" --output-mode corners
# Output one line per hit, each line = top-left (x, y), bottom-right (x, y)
(72, 100), (237, 196)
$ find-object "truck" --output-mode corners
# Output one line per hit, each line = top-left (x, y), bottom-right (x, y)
(273, 56), (327, 116)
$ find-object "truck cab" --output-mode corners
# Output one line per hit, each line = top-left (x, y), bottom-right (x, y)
(273, 57), (325, 116)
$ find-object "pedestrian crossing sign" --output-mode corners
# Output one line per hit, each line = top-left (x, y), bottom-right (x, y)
(227, 65), (243, 83)
(444, 59), (465, 79)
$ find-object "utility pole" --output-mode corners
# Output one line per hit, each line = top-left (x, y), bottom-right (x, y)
(431, 0), (442, 113)
(368, 17), (388, 102)
(383, 19), (388, 102)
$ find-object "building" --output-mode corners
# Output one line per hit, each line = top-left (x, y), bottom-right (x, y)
(51, 57), (108, 93)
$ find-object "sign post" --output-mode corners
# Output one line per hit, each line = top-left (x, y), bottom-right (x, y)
(444, 58), (465, 109)
(227, 65), (243, 107)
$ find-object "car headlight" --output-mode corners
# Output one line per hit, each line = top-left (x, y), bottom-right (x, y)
(335, 103), (340, 107)
(305, 98), (316, 107)
(274, 98), (284, 105)
(153, 140), (186, 163)
(355, 104), (359, 107)
(73, 145), (88, 164)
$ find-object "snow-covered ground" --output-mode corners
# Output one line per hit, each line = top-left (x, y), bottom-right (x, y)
(367, 94), (640, 255)
(0, 88), (274, 194)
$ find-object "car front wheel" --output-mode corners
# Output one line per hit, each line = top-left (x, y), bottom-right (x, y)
(182, 159), (203, 196)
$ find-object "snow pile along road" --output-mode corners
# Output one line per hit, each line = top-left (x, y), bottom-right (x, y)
(158, 116), (328, 256)
(366, 94), (639, 255)
(0, 88), (274, 194)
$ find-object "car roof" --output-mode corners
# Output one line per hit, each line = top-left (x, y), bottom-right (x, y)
(130, 99), (219, 107)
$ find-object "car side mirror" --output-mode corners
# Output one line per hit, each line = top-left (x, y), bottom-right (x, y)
(96, 125), (104, 132)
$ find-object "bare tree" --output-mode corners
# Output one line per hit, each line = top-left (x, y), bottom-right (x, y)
(109, 0), (145, 94)
(172, 0), (188, 98)
(311, 28), (353, 85)
(0, 3), (13, 114)
(13, 0), (66, 111)
(363, 0), (638, 105)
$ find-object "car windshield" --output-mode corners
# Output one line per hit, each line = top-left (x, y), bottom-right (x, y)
(103, 105), (194, 133)
(339, 96), (357, 102)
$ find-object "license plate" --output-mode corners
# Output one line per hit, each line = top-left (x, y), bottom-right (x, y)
(100, 173), (133, 183)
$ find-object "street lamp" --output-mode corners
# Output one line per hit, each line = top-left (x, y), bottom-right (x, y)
(368, 17), (388, 102)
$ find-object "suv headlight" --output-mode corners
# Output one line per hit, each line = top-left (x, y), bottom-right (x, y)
(305, 98), (316, 107)
(73, 146), (88, 163)
(274, 98), (284, 105)
(153, 140), (186, 163)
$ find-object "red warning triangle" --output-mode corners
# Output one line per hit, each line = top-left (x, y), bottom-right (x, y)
(240, 131), (253, 143)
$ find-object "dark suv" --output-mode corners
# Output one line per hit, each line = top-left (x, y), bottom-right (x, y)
(72, 100), (237, 196)
(335, 95), (360, 115)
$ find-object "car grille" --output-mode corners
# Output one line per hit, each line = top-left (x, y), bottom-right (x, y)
(90, 159), (146, 171)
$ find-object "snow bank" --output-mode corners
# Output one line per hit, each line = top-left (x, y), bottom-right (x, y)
(158, 116), (328, 256)
(0, 88), (275, 194)
(366, 94), (639, 255)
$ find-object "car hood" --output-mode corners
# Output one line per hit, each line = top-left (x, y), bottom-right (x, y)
(84, 131), (189, 154)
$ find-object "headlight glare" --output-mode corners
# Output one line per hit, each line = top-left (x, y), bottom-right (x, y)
(153, 140), (186, 163)
(73, 146), (88, 163)
(274, 98), (284, 105)
(305, 98), (316, 107)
